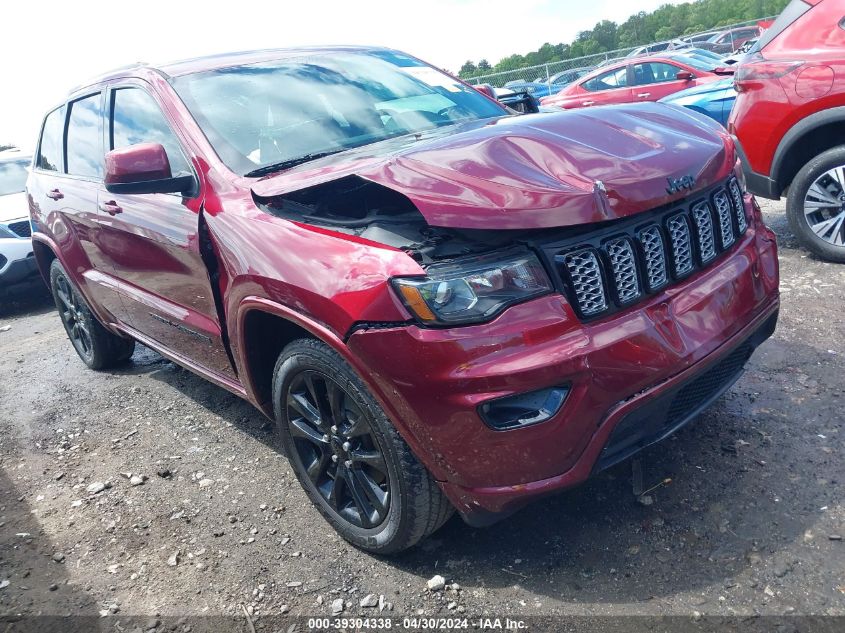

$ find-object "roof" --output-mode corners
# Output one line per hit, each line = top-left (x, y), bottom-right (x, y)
(70, 45), (389, 93)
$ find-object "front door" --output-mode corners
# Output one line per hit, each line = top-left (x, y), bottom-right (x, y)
(95, 82), (234, 379)
(631, 62), (694, 102)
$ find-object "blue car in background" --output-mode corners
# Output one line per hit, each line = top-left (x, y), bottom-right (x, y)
(659, 76), (736, 126)
(502, 81), (557, 98)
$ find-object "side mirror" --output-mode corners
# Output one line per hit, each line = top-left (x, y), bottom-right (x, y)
(104, 143), (195, 196)
(676, 71), (695, 81)
(474, 84), (496, 99)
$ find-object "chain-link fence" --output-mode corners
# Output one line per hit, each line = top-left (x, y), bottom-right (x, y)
(464, 16), (774, 90)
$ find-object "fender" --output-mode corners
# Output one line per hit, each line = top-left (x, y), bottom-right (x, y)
(771, 105), (845, 190)
(234, 296), (450, 482)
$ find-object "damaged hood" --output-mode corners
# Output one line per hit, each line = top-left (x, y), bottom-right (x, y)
(251, 103), (735, 230)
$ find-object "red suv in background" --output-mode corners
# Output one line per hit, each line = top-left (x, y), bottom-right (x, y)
(27, 47), (779, 553)
(730, 0), (845, 261)
(541, 55), (728, 109)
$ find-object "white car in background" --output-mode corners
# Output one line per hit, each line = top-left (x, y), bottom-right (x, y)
(0, 152), (40, 292)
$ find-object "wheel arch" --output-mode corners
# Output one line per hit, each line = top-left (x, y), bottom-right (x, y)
(234, 297), (448, 481)
(30, 234), (58, 286)
(772, 106), (845, 196)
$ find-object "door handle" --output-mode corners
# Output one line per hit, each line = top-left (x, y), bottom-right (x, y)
(581, 100), (594, 106)
(99, 201), (123, 216)
(46, 189), (64, 200)
(637, 92), (651, 98)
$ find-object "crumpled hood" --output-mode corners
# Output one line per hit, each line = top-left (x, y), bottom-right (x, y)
(0, 192), (29, 224)
(251, 103), (735, 230)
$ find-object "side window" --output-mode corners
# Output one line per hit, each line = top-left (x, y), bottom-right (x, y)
(66, 94), (103, 178)
(582, 67), (628, 92)
(632, 63), (683, 85)
(111, 88), (191, 176)
(37, 106), (66, 172)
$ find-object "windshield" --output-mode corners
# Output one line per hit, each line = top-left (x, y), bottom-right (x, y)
(671, 54), (721, 71)
(0, 159), (29, 196)
(174, 50), (507, 176)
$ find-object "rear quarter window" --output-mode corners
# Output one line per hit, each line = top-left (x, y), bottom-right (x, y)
(37, 106), (66, 172)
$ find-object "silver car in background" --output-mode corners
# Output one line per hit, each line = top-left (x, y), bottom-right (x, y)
(0, 151), (40, 292)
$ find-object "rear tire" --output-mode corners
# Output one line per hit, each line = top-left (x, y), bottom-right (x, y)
(49, 259), (135, 369)
(272, 338), (453, 554)
(786, 145), (845, 263)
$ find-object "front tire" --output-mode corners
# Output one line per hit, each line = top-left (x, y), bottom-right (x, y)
(786, 145), (845, 262)
(272, 338), (453, 554)
(49, 259), (135, 369)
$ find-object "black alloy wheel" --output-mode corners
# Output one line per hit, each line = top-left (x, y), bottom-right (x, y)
(285, 369), (390, 528)
(54, 272), (94, 360)
(49, 259), (135, 369)
(272, 339), (454, 554)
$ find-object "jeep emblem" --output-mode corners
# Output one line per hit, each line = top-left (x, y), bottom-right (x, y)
(666, 175), (695, 195)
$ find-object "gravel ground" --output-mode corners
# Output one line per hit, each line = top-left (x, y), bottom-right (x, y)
(0, 198), (843, 631)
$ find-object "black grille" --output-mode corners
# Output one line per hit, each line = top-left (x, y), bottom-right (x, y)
(667, 213), (694, 277)
(664, 343), (752, 428)
(713, 191), (735, 249)
(7, 220), (31, 238)
(637, 226), (668, 291)
(728, 177), (748, 234)
(691, 201), (716, 264)
(594, 339), (758, 473)
(561, 249), (607, 316)
(548, 178), (749, 320)
(605, 237), (641, 304)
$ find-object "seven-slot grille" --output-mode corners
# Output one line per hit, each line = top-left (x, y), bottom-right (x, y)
(637, 226), (667, 291)
(554, 177), (749, 320)
(562, 249), (607, 316)
(605, 237), (641, 304)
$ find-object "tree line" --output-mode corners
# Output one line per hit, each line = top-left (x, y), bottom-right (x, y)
(458, 0), (790, 78)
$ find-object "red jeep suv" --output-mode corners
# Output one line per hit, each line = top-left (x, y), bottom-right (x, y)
(27, 47), (780, 553)
(730, 0), (845, 261)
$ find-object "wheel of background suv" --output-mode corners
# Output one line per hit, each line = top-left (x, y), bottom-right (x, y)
(786, 145), (845, 263)
(272, 338), (453, 554)
(49, 259), (135, 369)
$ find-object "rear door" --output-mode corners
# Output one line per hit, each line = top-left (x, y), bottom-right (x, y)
(576, 65), (633, 107)
(28, 97), (128, 322)
(630, 61), (692, 102)
(95, 81), (234, 378)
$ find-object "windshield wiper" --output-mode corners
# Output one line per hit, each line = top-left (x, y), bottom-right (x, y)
(245, 150), (345, 177)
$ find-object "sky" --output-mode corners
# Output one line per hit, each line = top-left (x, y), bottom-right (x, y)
(0, 0), (684, 150)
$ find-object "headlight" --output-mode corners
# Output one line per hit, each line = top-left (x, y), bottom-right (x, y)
(391, 249), (553, 326)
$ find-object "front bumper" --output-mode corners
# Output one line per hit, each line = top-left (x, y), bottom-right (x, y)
(347, 201), (780, 523)
(0, 252), (39, 288)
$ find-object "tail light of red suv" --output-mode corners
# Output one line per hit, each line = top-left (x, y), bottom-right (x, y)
(733, 55), (805, 93)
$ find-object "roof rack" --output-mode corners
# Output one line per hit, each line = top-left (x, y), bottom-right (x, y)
(67, 62), (149, 94)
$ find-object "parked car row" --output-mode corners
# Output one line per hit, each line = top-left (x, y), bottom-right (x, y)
(539, 54), (732, 110)
(0, 151), (40, 294)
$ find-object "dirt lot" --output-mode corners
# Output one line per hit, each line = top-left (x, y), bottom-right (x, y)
(1, 198), (843, 632)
